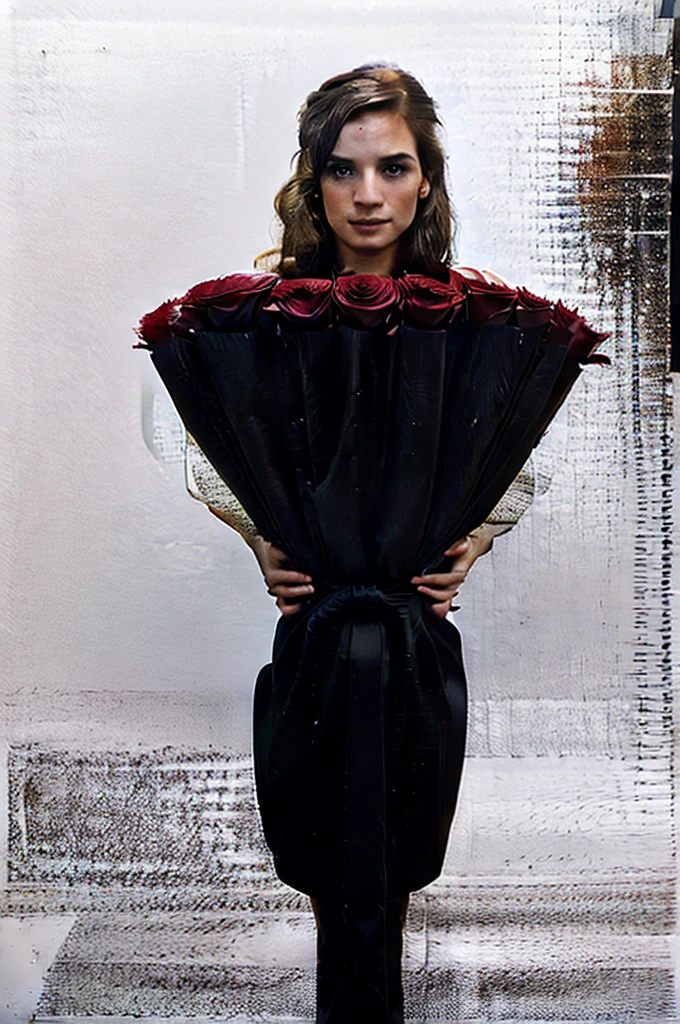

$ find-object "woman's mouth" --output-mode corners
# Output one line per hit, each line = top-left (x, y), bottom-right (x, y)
(350, 219), (389, 231)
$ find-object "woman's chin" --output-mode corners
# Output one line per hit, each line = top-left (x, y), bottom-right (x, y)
(343, 235), (400, 262)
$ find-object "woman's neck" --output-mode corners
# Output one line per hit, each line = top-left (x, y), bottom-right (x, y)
(334, 242), (399, 278)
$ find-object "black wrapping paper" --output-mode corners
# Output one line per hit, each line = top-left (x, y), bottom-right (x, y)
(140, 273), (606, 905)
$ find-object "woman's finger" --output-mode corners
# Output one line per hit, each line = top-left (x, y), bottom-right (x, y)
(426, 598), (455, 619)
(266, 578), (314, 595)
(444, 538), (469, 556)
(277, 597), (302, 617)
(411, 571), (466, 588)
(269, 583), (315, 598)
(444, 531), (494, 562)
(267, 569), (313, 586)
(415, 585), (459, 602)
(266, 576), (314, 592)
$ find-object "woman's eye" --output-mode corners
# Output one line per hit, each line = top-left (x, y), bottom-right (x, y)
(383, 164), (406, 176)
(332, 166), (353, 179)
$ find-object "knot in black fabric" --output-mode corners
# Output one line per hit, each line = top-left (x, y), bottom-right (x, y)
(348, 584), (383, 620)
(307, 580), (420, 627)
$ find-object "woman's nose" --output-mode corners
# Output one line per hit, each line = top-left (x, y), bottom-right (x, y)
(353, 171), (382, 205)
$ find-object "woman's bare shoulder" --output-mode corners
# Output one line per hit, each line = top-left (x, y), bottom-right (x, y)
(454, 265), (513, 287)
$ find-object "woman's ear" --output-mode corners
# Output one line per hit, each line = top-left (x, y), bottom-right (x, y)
(418, 179), (431, 199)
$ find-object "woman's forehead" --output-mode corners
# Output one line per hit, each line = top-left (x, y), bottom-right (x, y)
(330, 109), (418, 160)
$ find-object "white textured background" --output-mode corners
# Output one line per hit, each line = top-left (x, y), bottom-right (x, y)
(0, 1), (675, 1021)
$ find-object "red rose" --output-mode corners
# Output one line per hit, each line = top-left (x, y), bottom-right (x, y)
(399, 274), (466, 329)
(134, 299), (180, 347)
(178, 273), (277, 331)
(514, 287), (553, 329)
(179, 272), (277, 305)
(448, 268), (469, 291)
(332, 274), (402, 330)
(547, 300), (577, 346)
(465, 276), (519, 326)
(548, 301), (611, 364)
(269, 277), (333, 328)
(571, 326), (611, 364)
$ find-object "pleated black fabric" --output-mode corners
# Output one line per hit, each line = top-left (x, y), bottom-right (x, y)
(312, 892), (410, 1024)
(252, 583), (467, 900)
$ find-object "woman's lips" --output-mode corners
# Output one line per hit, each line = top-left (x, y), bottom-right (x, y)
(349, 219), (390, 231)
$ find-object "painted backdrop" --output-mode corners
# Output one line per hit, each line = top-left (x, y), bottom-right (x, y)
(0, 0), (675, 1020)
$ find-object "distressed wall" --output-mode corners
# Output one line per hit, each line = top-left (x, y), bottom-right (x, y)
(0, 1), (675, 1021)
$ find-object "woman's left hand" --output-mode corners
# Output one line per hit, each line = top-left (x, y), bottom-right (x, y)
(410, 529), (496, 618)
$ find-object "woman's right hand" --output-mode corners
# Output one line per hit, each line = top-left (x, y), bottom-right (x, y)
(250, 537), (314, 617)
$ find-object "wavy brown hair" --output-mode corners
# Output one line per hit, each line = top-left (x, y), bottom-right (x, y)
(258, 65), (457, 280)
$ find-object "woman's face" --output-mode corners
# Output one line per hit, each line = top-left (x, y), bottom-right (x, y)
(319, 108), (431, 276)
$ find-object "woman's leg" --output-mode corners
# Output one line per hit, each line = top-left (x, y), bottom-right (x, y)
(310, 892), (410, 1024)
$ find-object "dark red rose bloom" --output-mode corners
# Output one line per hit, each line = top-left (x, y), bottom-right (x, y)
(448, 268), (469, 292)
(514, 287), (553, 329)
(465, 276), (519, 327)
(134, 299), (180, 347)
(400, 274), (466, 329)
(269, 277), (333, 328)
(548, 300), (611, 364)
(547, 300), (577, 346)
(332, 274), (402, 330)
(174, 304), (214, 332)
(179, 273), (277, 305)
(178, 273), (278, 331)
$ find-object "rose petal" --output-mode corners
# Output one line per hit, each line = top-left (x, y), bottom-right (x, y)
(567, 321), (611, 363)
(448, 268), (469, 292)
(400, 273), (466, 329)
(546, 301), (611, 363)
(332, 274), (402, 330)
(179, 273), (277, 306)
(178, 273), (278, 331)
(465, 277), (519, 326)
(134, 299), (180, 346)
(176, 304), (213, 332)
(514, 287), (553, 329)
(270, 278), (334, 328)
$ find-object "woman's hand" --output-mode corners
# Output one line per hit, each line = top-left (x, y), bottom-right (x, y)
(410, 529), (497, 618)
(250, 536), (314, 618)
(242, 526), (500, 620)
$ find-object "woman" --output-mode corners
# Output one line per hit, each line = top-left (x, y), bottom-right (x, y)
(139, 62), (604, 1024)
(199, 64), (524, 1023)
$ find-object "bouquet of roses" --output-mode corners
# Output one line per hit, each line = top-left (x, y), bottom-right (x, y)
(135, 269), (608, 904)
(136, 270), (608, 578)
(138, 269), (607, 363)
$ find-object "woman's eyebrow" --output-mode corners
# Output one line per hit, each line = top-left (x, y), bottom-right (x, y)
(325, 152), (417, 165)
(378, 152), (417, 163)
